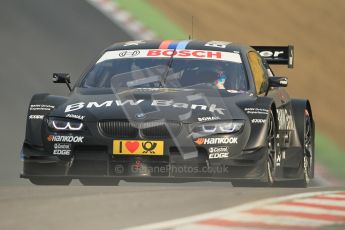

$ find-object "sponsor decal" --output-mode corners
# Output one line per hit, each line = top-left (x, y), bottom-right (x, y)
(244, 108), (269, 115)
(119, 50), (140, 57)
(279, 79), (288, 86)
(194, 138), (205, 145)
(47, 135), (84, 143)
(66, 114), (85, 120)
(113, 140), (164, 156)
(29, 115), (44, 120)
(209, 152), (229, 159)
(204, 40), (231, 48)
(258, 50), (284, 58)
(159, 40), (176, 49)
(53, 149), (71, 155)
(158, 40), (191, 50)
(251, 119), (266, 124)
(197, 116), (220, 122)
(208, 146), (230, 159)
(147, 49), (222, 59)
(96, 49), (242, 63)
(158, 40), (190, 50)
(53, 143), (71, 155)
(135, 88), (193, 93)
(209, 146), (228, 153)
(29, 104), (54, 111)
(65, 100), (226, 115)
(142, 141), (158, 153)
(54, 143), (71, 149)
(194, 137), (238, 145)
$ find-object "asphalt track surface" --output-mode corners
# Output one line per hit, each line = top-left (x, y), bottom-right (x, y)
(0, 1), (344, 230)
(0, 0), (131, 185)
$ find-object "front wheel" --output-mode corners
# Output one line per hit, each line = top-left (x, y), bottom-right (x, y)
(232, 110), (276, 187)
(292, 109), (314, 187)
(303, 109), (314, 184)
(263, 110), (276, 186)
(277, 109), (314, 188)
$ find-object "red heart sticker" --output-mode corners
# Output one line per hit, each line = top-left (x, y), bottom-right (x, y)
(125, 141), (139, 153)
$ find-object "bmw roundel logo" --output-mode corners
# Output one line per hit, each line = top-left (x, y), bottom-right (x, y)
(135, 113), (146, 119)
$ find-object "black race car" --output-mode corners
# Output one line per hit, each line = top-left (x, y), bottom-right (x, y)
(21, 40), (314, 187)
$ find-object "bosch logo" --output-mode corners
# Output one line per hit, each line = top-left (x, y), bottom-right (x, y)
(119, 50), (140, 57)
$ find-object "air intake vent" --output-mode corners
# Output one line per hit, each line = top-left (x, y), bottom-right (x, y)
(98, 120), (182, 139)
(98, 120), (138, 138)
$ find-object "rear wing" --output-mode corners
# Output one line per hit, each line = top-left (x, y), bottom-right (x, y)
(251, 45), (294, 68)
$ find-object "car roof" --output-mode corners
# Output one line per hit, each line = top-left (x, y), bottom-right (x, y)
(105, 40), (254, 54)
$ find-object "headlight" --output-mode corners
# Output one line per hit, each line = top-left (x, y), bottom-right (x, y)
(47, 117), (84, 131)
(192, 121), (244, 137)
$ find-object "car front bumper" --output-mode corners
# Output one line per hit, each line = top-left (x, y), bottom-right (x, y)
(21, 141), (268, 180)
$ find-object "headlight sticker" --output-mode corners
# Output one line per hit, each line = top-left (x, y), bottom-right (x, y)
(192, 121), (244, 137)
(47, 118), (84, 131)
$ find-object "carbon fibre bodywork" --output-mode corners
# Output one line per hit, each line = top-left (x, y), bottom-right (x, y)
(21, 40), (314, 185)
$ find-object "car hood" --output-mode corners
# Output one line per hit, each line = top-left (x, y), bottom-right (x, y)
(51, 88), (255, 123)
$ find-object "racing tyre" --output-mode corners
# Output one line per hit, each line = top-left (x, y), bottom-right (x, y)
(232, 110), (276, 187)
(289, 109), (314, 187)
(301, 109), (314, 186)
(29, 177), (72, 185)
(79, 178), (119, 186)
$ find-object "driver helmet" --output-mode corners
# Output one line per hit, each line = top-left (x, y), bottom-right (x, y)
(213, 64), (227, 89)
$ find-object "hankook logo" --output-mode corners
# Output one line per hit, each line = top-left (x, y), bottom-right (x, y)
(47, 135), (84, 143)
(194, 137), (238, 145)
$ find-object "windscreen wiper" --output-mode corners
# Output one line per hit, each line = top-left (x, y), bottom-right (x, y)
(161, 46), (177, 87)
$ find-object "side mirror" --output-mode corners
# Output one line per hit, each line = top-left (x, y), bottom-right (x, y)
(53, 73), (72, 91)
(269, 76), (288, 88)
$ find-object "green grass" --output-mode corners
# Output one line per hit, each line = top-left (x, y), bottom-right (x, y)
(114, 0), (345, 181)
(316, 132), (345, 180)
(116, 0), (187, 39)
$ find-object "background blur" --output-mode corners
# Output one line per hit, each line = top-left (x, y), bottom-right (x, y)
(0, 1), (344, 229)
(148, 0), (345, 150)
(118, 0), (345, 180)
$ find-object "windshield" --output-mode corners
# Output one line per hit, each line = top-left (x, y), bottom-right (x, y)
(81, 49), (248, 91)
